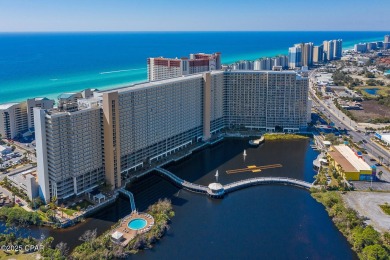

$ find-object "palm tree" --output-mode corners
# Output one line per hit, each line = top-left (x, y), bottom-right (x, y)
(26, 150), (31, 161)
(378, 171), (383, 180)
(61, 203), (65, 218)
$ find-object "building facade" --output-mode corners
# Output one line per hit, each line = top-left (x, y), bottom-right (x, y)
(323, 40), (334, 61)
(327, 145), (373, 181)
(35, 70), (308, 202)
(313, 45), (324, 63)
(27, 98), (55, 129)
(0, 103), (28, 139)
(34, 106), (105, 203)
(332, 39), (343, 59)
(288, 46), (302, 69)
(354, 43), (367, 53)
(147, 52), (221, 81)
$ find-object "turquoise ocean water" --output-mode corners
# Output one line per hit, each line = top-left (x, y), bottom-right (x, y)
(0, 31), (387, 103)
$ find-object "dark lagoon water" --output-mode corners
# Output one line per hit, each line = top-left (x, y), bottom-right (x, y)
(3, 139), (356, 259)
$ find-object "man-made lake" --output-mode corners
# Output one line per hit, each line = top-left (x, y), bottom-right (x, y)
(364, 88), (378, 95)
(6, 139), (356, 259)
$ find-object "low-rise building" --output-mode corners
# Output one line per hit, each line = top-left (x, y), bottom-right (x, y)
(0, 145), (12, 155)
(327, 145), (373, 181)
(375, 132), (390, 146)
(8, 169), (39, 200)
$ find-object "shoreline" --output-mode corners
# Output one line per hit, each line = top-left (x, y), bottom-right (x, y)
(0, 34), (385, 104)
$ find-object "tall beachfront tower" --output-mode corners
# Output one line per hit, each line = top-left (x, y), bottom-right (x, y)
(34, 70), (308, 203)
(332, 39), (343, 59)
(34, 103), (105, 203)
(288, 46), (302, 69)
(147, 52), (221, 81)
(323, 40), (335, 61)
(302, 42), (314, 67)
(0, 102), (28, 139)
(313, 45), (324, 63)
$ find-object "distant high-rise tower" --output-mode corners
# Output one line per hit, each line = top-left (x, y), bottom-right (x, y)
(354, 43), (367, 53)
(302, 42), (314, 67)
(288, 46), (302, 69)
(313, 45), (324, 63)
(323, 40), (334, 61)
(384, 35), (390, 43)
(147, 52), (221, 81)
(332, 39), (343, 59)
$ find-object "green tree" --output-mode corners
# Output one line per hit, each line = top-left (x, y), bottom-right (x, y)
(353, 226), (381, 251)
(361, 244), (388, 260)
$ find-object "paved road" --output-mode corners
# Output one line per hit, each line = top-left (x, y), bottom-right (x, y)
(309, 71), (390, 168)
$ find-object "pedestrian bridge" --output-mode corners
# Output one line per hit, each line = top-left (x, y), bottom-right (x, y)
(118, 188), (137, 212)
(154, 167), (314, 198)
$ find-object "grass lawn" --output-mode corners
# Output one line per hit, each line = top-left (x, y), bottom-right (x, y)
(60, 207), (77, 216)
(379, 203), (390, 215)
(36, 210), (49, 222)
(69, 199), (93, 211)
(0, 251), (39, 260)
(264, 133), (308, 141)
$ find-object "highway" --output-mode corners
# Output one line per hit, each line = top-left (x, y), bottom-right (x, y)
(309, 70), (390, 167)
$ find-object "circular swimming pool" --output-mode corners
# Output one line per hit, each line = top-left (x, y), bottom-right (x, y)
(128, 218), (147, 230)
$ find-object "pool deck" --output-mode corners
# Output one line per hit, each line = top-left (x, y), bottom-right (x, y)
(111, 212), (155, 246)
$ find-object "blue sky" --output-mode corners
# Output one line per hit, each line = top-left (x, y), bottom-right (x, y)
(1, 0), (389, 32)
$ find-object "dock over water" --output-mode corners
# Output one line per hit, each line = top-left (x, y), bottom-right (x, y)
(153, 167), (314, 198)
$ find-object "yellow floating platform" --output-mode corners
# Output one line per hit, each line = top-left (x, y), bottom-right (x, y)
(226, 164), (283, 174)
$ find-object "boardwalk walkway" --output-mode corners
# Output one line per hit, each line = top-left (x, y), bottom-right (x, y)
(153, 167), (313, 198)
(224, 177), (313, 192)
(155, 167), (209, 193)
(118, 189), (137, 212)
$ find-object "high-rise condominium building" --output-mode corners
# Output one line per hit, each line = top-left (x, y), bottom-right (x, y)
(147, 52), (221, 81)
(254, 58), (272, 70)
(0, 103), (28, 139)
(35, 71), (308, 203)
(332, 39), (343, 59)
(367, 42), (377, 51)
(288, 46), (302, 69)
(313, 45), (324, 63)
(385, 35), (390, 43)
(34, 104), (105, 202)
(323, 40), (334, 61)
(354, 43), (367, 53)
(27, 98), (54, 129)
(302, 43), (314, 67)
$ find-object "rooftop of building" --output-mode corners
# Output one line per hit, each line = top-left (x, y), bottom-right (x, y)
(28, 97), (51, 101)
(100, 70), (303, 95)
(58, 93), (78, 99)
(8, 169), (37, 184)
(328, 145), (371, 172)
(0, 102), (20, 110)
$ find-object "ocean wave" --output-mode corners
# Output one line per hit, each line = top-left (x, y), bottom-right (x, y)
(49, 78), (59, 81)
(99, 68), (144, 75)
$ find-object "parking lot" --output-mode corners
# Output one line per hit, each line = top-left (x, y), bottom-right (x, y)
(343, 192), (390, 232)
